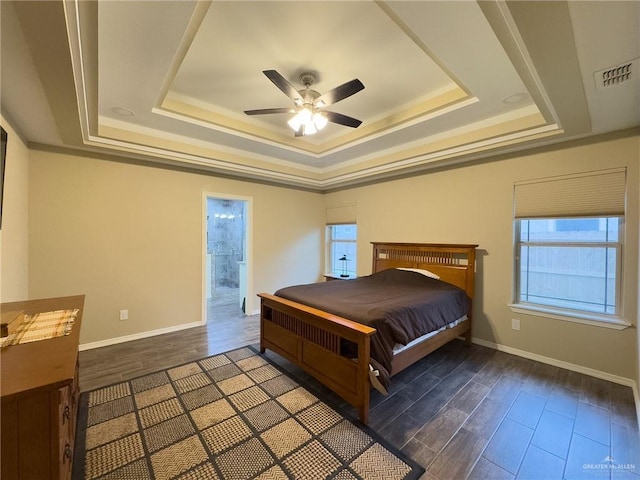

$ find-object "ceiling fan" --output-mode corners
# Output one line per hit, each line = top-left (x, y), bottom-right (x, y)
(244, 70), (365, 136)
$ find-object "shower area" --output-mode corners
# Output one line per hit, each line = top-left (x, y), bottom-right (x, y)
(206, 197), (247, 321)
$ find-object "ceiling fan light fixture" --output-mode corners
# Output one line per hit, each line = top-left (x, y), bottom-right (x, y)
(303, 121), (317, 136)
(298, 107), (312, 124)
(248, 69), (364, 136)
(287, 114), (302, 132)
(313, 112), (328, 130)
(288, 107), (327, 135)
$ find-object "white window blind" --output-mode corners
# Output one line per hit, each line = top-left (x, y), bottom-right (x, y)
(514, 168), (626, 219)
(325, 203), (357, 225)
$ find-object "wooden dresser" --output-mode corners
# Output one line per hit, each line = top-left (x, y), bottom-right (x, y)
(1, 295), (84, 480)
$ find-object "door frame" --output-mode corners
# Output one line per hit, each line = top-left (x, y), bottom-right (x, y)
(201, 192), (253, 325)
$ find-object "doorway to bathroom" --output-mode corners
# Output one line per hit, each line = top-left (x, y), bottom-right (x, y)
(205, 195), (250, 324)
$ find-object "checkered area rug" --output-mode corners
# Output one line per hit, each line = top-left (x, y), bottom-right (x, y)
(73, 346), (424, 480)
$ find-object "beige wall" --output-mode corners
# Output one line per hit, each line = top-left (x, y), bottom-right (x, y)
(14, 132), (640, 385)
(28, 149), (324, 345)
(0, 116), (29, 302)
(325, 134), (639, 382)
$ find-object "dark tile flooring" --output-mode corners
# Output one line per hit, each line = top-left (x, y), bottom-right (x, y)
(78, 294), (253, 391)
(79, 305), (639, 480)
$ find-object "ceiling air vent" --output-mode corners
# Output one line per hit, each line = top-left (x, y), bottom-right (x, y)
(594, 58), (638, 90)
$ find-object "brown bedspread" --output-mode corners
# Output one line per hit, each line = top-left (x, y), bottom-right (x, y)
(275, 268), (470, 388)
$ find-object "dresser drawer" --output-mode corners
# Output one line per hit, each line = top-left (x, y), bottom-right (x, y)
(0, 295), (84, 480)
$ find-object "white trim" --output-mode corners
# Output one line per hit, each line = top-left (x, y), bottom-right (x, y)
(474, 338), (640, 427)
(472, 336), (637, 388)
(79, 324), (640, 426)
(471, 337), (640, 425)
(79, 321), (201, 351)
(508, 304), (631, 330)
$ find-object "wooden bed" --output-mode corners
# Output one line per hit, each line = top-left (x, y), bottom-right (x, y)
(258, 242), (477, 424)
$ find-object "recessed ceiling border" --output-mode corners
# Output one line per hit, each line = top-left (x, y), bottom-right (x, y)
(153, 0), (476, 156)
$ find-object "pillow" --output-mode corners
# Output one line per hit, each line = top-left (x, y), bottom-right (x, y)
(396, 267), (440, 280)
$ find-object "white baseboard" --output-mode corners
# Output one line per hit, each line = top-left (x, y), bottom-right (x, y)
(77, 325), (640, 428)
(79, 321), (202, 351)
(472, 337), (635, 387)
(472, 336), (640, 427)
(472, 336), (640, 428)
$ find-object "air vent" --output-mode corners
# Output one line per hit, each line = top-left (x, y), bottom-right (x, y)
(594, 58), (638, 90)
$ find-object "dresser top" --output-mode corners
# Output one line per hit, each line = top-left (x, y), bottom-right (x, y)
(1, 295), (84, 398)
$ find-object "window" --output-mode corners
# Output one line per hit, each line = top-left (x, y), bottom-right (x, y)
(511, 168), (627, 326)
(326, 224), (357, 277)
(515, 217), (622, 316)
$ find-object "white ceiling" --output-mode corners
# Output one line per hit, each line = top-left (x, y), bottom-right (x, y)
(2, 1), (639, 191)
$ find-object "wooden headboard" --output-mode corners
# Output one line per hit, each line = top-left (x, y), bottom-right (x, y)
(371, 242), (478, 299)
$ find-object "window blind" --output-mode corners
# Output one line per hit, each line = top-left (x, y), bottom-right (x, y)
(514, 168), (626, 219)
(325, 204), (357, 225)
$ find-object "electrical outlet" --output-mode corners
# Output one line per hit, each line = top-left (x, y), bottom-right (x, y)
(119, 310), (129, 321)
(512, 318), (521, 331)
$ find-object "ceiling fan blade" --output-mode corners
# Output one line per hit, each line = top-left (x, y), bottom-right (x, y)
(263, 70), (304, 104)
(244, 107), (292, 115)
(325, 111), (362, 128)
(315, 79), (364, 107)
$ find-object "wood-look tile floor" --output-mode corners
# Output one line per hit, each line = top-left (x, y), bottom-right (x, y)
(79, 304), (640, 480)
(78, 294), (255, 392)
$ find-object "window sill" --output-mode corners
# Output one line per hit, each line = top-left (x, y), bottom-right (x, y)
(508, 303), (632, 330)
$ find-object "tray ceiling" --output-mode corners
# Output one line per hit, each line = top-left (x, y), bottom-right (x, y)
(2, 1), (638, 190)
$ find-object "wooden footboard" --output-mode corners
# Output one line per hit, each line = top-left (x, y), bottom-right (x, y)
(260, 242), (477, 424)
(258, 293), (375, 423)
